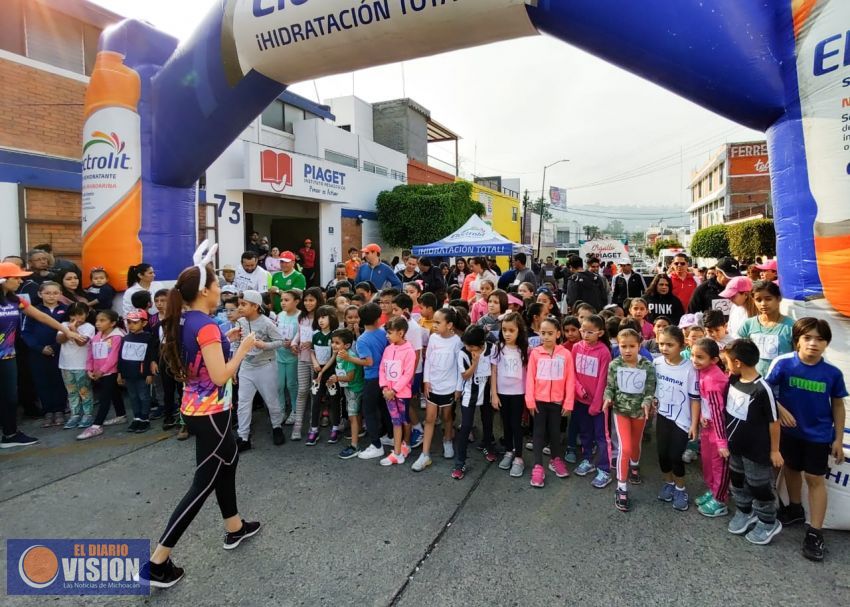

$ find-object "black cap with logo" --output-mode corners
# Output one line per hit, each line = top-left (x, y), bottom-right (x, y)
(715, 257), (741, 278)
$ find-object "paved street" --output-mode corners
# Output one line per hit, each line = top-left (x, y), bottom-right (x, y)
(2, 412), (849, 606)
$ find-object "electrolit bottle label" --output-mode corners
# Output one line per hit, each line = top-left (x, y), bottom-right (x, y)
(795, 1), (850, 231)
(81, 106), (141, 235)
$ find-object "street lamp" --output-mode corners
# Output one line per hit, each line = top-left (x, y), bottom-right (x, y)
(537, 159), (569, 260)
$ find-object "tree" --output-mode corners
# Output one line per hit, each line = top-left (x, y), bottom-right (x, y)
(728, 219), (775, 262)
(604, 220), (625, 237)
(375, 181), (486, 248)
(584, 225), (601, 240)
(646, 238), (682, 259)
(690, 225), (730, 259)
(529, 197), (553, 221)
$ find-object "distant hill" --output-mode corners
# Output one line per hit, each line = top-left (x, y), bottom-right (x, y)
(551, 204), (690, 232)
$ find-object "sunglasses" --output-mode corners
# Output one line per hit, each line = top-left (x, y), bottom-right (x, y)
(673, 262), (687, 266)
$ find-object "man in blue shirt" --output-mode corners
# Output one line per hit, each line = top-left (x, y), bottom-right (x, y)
(766, 317), (847, 562)
(338, 302), (389, 460)
(354, 244), (401, 291)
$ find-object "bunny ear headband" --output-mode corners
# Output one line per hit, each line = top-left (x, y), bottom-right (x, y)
(193, 239), (218, 289)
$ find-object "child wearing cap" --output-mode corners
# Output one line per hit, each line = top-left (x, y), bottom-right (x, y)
(755, 259), (778, 283)
(719, 276), (756, 338)
(118, 309), (159, 433)
(229, 290), (286, 450)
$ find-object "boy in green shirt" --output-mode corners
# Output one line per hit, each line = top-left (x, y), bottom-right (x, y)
(330, 328), (365, 459)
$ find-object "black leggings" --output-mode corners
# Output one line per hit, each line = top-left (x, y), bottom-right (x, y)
(310, 373), (341, 429)
(159, 409), (239, 548)
(532, 402), (562, 466)
(161, 367), (182, 418)
(498, 393), (525, 456)
(93, 374), (126, 425)
(656, 414), (688, 478)
(454, 403), (478, 467)
(0, 358), (19, 436)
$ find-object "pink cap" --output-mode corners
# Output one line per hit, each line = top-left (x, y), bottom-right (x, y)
(507, 294), (523, 307)
(719, 276), (753, 299)
(755, 259), (777, 272)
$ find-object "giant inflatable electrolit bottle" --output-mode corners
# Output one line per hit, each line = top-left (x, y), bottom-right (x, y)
(81, 51), (142, 291)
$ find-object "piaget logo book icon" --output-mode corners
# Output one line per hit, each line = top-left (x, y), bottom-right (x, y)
(7, 539), (150, 595)
(260, 149), (293, 192)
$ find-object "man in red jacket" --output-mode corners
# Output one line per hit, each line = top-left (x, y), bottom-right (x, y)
(298, 238), (316, 286)
(668, 252), (697, 311)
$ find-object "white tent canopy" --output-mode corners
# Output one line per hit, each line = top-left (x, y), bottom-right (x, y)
(412, 215), (529, 257)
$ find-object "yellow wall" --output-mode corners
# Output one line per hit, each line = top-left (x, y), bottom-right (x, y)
(465, 181), (521, 271)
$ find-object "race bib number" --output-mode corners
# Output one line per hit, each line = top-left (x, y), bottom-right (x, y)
(655, 381), (686, 422)
(300, 326), (314, 343)
(279, 322), (295, 341)
(537, 357), (564, 381)
(384, 359), (401, 380)
(335, 366), (349, 386)
(751, 333), (780, 359)
(501, 354), (522, 379)
(92, 342), (109, 360)
(314, 345), (332, 364)
(727, 389), (750, 421)
(617, 367), (647, 394)
(711, 298), (732, 315)
(700, 397), (711, 421)
(528, 335), (542, 349)
(121, 342), (147, 362)
(575, 354), (599, 378)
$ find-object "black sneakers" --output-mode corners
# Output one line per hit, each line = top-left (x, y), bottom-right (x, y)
(802, 526), (825, 562)
(0, 432), (39, 449)
(223, 520), (261, 550)
(236, 437), (252, 452)
(272, 427), (286, 446)
(141, 558), (185, 589)
(777, 502), (806, 526)
(162, 415), (178, 430)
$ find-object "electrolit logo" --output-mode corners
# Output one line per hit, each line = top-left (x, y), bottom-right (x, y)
(253, 0), (311, 18)
(82, 131), (132, 170)
(812, 32), (849, 77)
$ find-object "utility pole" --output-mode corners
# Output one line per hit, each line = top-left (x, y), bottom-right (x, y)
(537, 159), (569, 260)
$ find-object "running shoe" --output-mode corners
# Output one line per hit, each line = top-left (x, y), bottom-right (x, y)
(548, 457), (570, 478)
(136, 420), (151, 433)
(499, 452), (514, 470)
(380, 435), (394, 446)
(509, 457), (525, 478)
(410, 427), (424, 449)
(728, 510), (758, 535)
(290, 427), (302, 441)
(695, 490), (714, 507)
(223, 520), (261, 550)
(411, 453), (432, 472)
(574, 459), (596, 477)
(400, 442), (411, 458)
(564, 448), (578, 464)
(64, 415), (81, 429)
(745, 520), (782, 545)
(1, 431), (39, 448)
(698, 497), (728, 518)
(443, 440), (454, 459)
(777, 502), (806, 527)
(338, 445), (360, 459)
(236, 437), (252, 452)
(380, 451), (405, 466)
(162, 415), (178, 430)
(273, 427), (286, 445)
(140, 558), (184, 589)
(672, 488), (689, 511)
(591, 469), (612, 489)
(802, 526), (825, 562)
(357, 444), (384, 460)
(657, 482), (675, 502)
(327, 429), (340, 444)
(127, 419), (142, 433)
(451, 465), (467, 480)
(543, 446), (551, 456)
(530, 464), (545, 488)
(614, 489), (631, 512)
(284, 413), (295, 426)
(76, 426), (103, 441)
(483, 449), (497, 463)
(103, 415), (127, 426)
(628, 465), (642, 485)
(682, 448), (698, 463)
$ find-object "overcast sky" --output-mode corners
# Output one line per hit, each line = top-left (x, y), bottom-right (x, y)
(93, 0), (763, 223)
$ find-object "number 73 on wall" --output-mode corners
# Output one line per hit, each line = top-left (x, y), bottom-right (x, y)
(213, 194), (242, 225)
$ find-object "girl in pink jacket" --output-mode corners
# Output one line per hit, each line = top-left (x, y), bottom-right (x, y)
(379, 317), (417, 466)
(525, 317), (576, 488)
(571, 314), (613, 488)
(77, 310), (126, 440)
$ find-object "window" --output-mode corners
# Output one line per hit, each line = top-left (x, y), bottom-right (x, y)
(325, 150), (358, 169)
(338, 125), (352, 132)
(512, 207), (518, 222)
(719, 162), (725, 184)
(261, 100), (285, 131)
(391, 169), (406, 182)
(363, 161), (388, 176)
(708, 172), (713, 190)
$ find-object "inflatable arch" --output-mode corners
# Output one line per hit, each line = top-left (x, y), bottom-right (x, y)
(83, 1), (850, 525)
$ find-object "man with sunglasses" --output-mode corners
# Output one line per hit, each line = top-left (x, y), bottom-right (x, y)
(668, 253), (697, 312)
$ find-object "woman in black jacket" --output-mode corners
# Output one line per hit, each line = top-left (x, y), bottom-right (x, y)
(643, 274), (684, 325)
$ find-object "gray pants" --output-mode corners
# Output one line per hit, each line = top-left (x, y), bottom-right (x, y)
(237, 363), (284, 440)
(729, 452), (776, 524)
(293, 360), (313, 432)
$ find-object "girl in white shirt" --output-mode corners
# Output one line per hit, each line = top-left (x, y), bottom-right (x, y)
(491, 312), (529, 477)
(57, 302), (96, 429)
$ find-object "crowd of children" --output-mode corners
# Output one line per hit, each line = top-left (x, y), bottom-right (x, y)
(5, 256), (847, 564)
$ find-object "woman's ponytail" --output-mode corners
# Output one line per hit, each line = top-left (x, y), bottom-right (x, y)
(161, 263), (211, 381)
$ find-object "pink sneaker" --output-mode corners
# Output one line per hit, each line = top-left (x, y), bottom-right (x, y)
(549, 457), (570, 478)
(400, 442), (411, 458)
(76, 425), (103, 440)
(530, 464), (545, 488)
